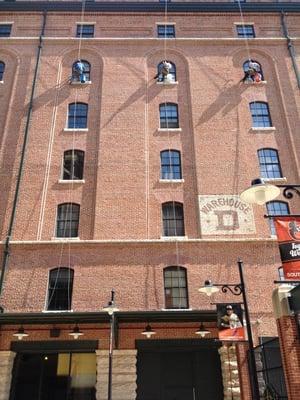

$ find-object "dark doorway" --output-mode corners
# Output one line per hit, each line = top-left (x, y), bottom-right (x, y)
(10, 352), (96, 400)
(136, 339), (223, 400)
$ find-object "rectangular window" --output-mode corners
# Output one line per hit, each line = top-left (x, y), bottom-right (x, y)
(0, 24), (12, 37)
(266, 201), (290, 236)
(236, 24), (255, 38)
(157, 24), (175, 38)
(47, 268), (74, 311)
(76, 24), (94, 38)
(164, 267), (188, 309)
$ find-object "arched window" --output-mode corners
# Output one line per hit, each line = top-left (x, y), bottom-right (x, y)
(72, 60), (91, 82)
(0, 62), (5, 81)
(63, 150), (85, 180)
(257, 148), (282, 179)
(157, 60), (176, 82)
(162, 202), (185, 236)
(160, 150), (182, 180)
(266, 201), (290, 236)
(159, 103), (179, 129)
(243, 59), (264, 80)
(164, 266), (188, 309)
(47, 268), (74, 311)
(56, 203), (80, 238)
(68, 103), (88, 129)
(249, 102), (272, 128)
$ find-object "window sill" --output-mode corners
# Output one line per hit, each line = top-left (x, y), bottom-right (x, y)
(158, 128), (182, 132)
(58, 179), (85, 184)
(250, 127), (276, 132)
(42, 309), (74, 313)
(160, 236), (188, 241)
(63, 128), (88, 132)
(244, 80), (267, 85)
(262, 177), (287, 184)
(156, 81), (178, 86)
(161, 308), (192, 311)
(70, 81), (92, 86)
(159, 179), (184, 183)
(51, 237), (80, 241)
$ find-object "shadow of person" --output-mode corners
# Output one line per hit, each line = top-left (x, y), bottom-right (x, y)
(197, 82), (248, 126)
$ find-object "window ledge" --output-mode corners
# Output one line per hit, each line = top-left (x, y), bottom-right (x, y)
(262, 177), (287, 183)
(58, 179), (85, 184)
(250, 127), (276, 132)
(158, 128), (182, 132)
(244, 80), (267, 85)
(42, 309), (74, 313)
(63, 128), (88, 132)
(70, 81), (92, 86)
(159, 179), (184, 183)
(51, 237), (80, 241)
(160, 236), (188, 241)
(161, 308), (192, 311)
(156, 81), (178, 86)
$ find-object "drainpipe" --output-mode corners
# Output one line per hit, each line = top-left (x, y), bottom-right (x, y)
(0, 10), (47, 299)
(281, 11), (300, 89)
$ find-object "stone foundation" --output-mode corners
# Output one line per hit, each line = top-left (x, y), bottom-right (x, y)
(219, 344), (241, 400)
(0, 351), (15, 400)
(96, 349), (137, 400)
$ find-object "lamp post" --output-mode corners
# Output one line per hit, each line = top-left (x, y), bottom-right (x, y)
(240, 178), (300, 205)
(103, 290), (119, 400)
(199, 259), (260, 400)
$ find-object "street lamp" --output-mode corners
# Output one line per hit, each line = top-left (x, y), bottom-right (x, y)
(103, 290), (119, 400)
(195, 323), (210, 338)
(141, 324), (156, 338)
(198, 259), (260, 400)
(240, 178), (300, 205)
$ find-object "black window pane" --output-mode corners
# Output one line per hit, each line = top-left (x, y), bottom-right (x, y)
(161, 150), (182, 179)
(0, 24), (12, 37)
(68, 103), (88, 129)
(0, 62), (4, 80)
(56, 203), (80, 237)
(164, 267), (188, 309)
(76, 24), (94, 38)
(250, 102), (272, 127)
(162, 202), (185, 236)
(160, 103), (179, 128)
(63, 150), (85, 180)
(157, 25), (175, 38)
(236, 25), (255, 38)
(47, 268), (74, 310)
(266, 202), (289, 236)
(258, 149), (282, 179)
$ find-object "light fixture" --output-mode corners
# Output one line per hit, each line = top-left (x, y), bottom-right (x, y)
(198, 280), (219, 296)
(13, 326), (29, 340)
(103, 300), (119, 315)
(240, 178), (280, 205)
(69, 326), (84, 340)
(195, 323), (210, 338)
(141, 324), (156, 339)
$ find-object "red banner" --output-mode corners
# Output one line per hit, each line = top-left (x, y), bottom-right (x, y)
(217, 304), (245, 341)
(274, 217), (300, 280)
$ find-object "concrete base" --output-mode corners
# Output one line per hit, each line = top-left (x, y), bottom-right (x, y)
(219, 344), (241, 400)
(0, 351), (15, 400)
(96, 349), (137, 400)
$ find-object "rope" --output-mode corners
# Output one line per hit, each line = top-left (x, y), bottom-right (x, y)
(236, 0), (252, 61)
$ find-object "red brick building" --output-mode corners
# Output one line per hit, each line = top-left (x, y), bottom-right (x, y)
(0, 0), (299, 399)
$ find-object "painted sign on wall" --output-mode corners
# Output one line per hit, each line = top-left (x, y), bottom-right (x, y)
(198, 195), (255, 235)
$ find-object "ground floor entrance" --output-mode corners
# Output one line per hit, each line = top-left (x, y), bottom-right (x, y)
(136, 339), (223, 400)
(10, 352), (96, 400)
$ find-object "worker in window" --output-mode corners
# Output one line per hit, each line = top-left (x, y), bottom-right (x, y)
(154, 60), (173, 82)
(241, 61), (262, 83)
(72, 60), (86, 83)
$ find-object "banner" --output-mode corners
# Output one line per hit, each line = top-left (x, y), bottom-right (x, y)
(217, 304), (245, 341)
(274, 217), (300, 280)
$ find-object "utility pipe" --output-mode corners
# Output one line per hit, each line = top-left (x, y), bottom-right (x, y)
(0, 11), (47, 298)
(281, 11), (300, 89)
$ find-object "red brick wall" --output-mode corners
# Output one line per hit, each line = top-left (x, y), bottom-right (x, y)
(277, 316), (300, 400)
(236, 343), (252, 400)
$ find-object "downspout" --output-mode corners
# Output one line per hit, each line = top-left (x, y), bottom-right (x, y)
(0, 10), (47, 299)
(281, 11), (300, 89)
